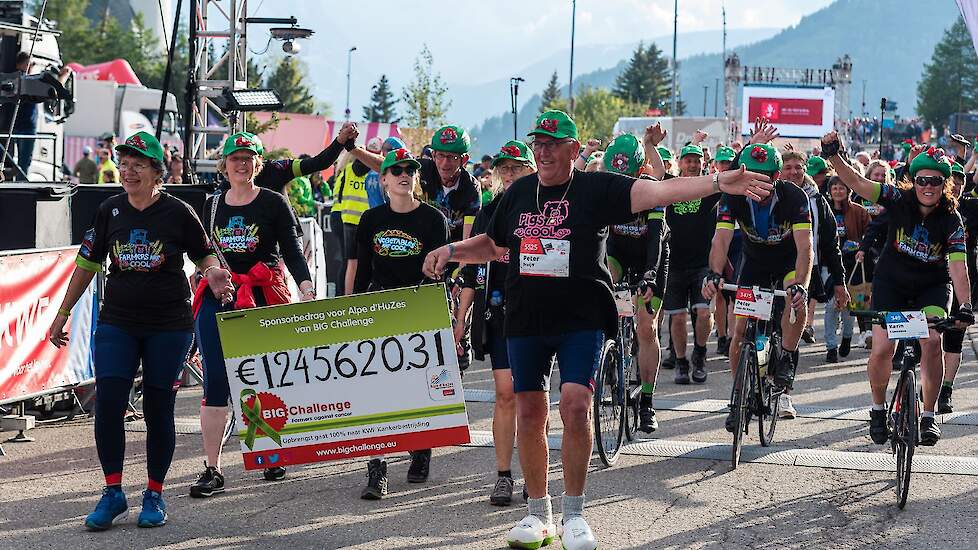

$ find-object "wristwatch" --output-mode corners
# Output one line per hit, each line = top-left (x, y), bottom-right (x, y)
(712, 171), (721, 193)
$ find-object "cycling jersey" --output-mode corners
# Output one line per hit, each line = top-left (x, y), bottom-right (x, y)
(419, 158), (481, 242)
(716, 181), (812, 269)
(867, 182), (966, 286)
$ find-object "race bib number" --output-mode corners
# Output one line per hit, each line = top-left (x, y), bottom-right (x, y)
(614, 290), (634, 317)
(519, 237), (569, 277)
(884, 311), (929, 340)
(733, 287), (774, 321)
(216, 285), (470, 469)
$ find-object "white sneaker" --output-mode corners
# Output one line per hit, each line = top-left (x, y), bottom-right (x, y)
(778, 393), (796, 419)
(507, 514), (556, 549)
(559, 516), (597, 550)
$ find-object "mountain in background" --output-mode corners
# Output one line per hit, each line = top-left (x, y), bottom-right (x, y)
(469, 0), (960, 157)
(447, 28), (780, 128)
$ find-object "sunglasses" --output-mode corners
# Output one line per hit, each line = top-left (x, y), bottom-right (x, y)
(388, 165), (417, 177)
(914, 175), (944, 188)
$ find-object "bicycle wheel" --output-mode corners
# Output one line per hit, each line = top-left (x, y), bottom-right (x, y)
(731, 342), (753, 469)
(894, 369), (918, 509)
(594, 339), (625, 467)
(623, 320), (640, 442)
(758, 342), (782, 447)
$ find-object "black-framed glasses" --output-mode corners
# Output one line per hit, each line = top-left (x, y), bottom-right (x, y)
(388, 165), (417, 177)
(914, 175), (944, 188)
(529, 139), (573, 153)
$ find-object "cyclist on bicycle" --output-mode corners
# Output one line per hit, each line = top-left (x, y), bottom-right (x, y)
(701, 143), (813, 433)
(821, 131), (974, 446)
(603, 132), (668, 433)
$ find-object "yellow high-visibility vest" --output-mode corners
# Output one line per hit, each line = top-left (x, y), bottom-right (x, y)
(336, 162), (369, 225)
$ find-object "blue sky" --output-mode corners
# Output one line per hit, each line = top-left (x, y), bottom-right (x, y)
(238, 0), (833, 120)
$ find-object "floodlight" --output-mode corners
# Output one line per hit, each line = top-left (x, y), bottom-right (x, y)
(221, 88), (283, 112)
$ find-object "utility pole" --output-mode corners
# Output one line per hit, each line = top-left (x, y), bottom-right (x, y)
(703, 85), (708, 116)
(569, 0), (576, 114)
(345, 46), (357, 121)
(670, 0), (678, 116)
(714, 78), (719, 117)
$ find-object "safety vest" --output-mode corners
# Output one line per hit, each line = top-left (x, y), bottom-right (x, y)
(336, 162), (369, 225)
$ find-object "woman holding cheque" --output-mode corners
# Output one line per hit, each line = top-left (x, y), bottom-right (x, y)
(189, 132), (317, 498)
(49, 132), (231, 530)
(350, 147), (450, 500)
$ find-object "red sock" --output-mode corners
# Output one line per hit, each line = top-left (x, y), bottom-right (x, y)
(104, 472), (122, 486)
(147, 479), (164, 493)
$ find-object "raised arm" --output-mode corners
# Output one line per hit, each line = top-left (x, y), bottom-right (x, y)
(820, 131), (881, 203)
(642, 123), (667, 180)
(630, 165), (771, 213)
(575, 138), (601, 171)
(348, 147), (384, 173)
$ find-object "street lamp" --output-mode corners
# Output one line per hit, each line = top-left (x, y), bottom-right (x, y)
(510, 77), (524, 139)
(345, 46), (357, 121)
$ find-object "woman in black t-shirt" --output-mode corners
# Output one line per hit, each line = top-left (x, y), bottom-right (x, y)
(49, 131), (231, 531)
(190, 132), (316, 497)
(352, 148), (449, 501)
(458, 140), (537, 506)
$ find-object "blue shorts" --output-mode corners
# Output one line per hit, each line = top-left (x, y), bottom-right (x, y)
(93, 324), (193, 390)
(486, 312), (510, 371)
(195, 295), (235, 406)
(506, 330), (605, 393)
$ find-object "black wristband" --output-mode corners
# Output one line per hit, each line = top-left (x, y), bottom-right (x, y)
(343, 139), (355, 151)
(820, 139), (840, 159)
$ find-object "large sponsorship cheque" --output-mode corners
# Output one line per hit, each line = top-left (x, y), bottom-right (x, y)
(216, 284), (470, 469)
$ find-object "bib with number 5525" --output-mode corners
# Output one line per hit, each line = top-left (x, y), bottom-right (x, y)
(519, 237), (570, 277)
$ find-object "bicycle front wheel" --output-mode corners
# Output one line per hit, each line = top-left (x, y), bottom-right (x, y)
(894, 369), (918, 509)
(594, 340), (625, 467)
(731, 343), (753, 469)
(758, 360), (781, 446)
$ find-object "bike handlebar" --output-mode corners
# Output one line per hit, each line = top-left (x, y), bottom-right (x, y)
(720, 283), (790, 298)
(849, 310), (962, 334)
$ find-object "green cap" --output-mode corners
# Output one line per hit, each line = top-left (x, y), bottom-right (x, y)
(528, 110), (578, 140)
(951, 162), (965, 176)
(380, 147), (422, 174)
(715, 146), (736, 162)
(909, 147), (953, 178)
(806, 155), (828, 176)
(739, 144), (783, 173)
(223, 132), (264, 157)
(492, 140), (535, 168)
(430, 125), (470, 154)
(115, 131), (165, 163)
(656, 146), (673, 162)
(603, 134), (645, 175)
(679, 144), (704, 158)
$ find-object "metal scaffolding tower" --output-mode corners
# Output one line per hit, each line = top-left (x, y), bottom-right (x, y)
(184, 0), (248, 173)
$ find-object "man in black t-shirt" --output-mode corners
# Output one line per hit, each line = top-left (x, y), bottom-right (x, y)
(663, 143), (720, 385)
(423, 110), (773, 550)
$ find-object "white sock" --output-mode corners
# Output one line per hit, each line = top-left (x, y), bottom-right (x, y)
(871, 403), (885, 411)
(922, 410), (935, 418)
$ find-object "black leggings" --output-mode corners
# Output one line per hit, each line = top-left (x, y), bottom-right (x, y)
(95, 379), (178, 484)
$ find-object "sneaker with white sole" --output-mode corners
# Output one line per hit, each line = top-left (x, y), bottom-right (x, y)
(559, 516), (597, 550)
(778, 393), (796, 419)
(507, 515), (556, 549)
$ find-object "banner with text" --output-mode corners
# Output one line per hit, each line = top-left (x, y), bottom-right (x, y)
(217, 284), (469, 470)
(0, 248), (97, 404)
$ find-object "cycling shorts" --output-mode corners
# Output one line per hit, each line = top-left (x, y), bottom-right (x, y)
(944, 299), (965, 353)
(737, 260), (796, 290)
(663, 266), (710, 314)
(506, 330), (604, 393)
(871, 277), (951, 319)
(607, 255), (666, 312)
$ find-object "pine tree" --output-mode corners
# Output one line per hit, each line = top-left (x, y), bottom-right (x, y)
(613, 42), (672, 110)
(363, 74), (398, 122)
(917, 17), (978, 131)
(401, 44), (451, 129)
(264, 56), (317, 114)
(540, 71), (566, 113)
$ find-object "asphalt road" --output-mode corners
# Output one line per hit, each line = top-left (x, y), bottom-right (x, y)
(2, 313), (978, 549)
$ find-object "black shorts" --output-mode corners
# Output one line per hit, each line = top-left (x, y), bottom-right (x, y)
(663, 265), (710, 314)
(737, 259), (795, 290)
(343, 223), (358, 261)
(871, 277), (951, 318)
